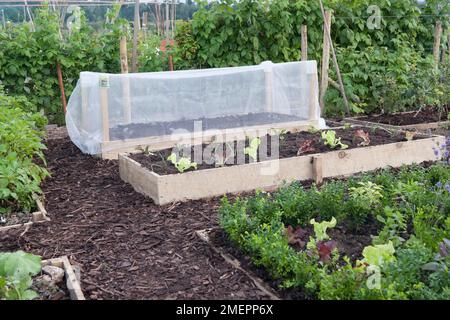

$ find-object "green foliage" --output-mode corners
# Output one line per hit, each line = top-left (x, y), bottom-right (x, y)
(373, 207), (407, 247)
(0, 92), (49, 214)
(321, 130), (348, 149)
(173, 20), (200, 70)
(138, 34), (167, 72)
(413, 206), (449, 251)
(309, 217), (336, 242)
(0, 251), (41, 300)
(176, 0), (449, 116)
(167, 153), (197, 173)
(219, 163), (450, 299)
(0, 5), (129, 124)
(349, 181), (383, 207)
(244, 137), (261, 162)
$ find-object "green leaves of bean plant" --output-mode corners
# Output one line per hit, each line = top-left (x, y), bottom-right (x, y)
(0, 251), (41, 300)
(178, 0), (449, 117)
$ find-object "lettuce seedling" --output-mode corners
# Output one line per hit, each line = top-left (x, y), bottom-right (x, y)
(297, 139), (316, 155)
(321, 130), (348, 150)
(285, 225), (307, 248)
(307, 217), (338, 263)
(167, 153), (197, 173)
(244, 137), (261, 162)
(354, 129), (370, 146)
(358, 241), (396, 290)
(309, 217), (337, 242)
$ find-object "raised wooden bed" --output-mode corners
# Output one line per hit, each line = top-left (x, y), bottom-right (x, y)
(119, 133), (445, 205)
(344, 111), (449, 131)
(196, 228), (280, 300)
(0, 199), (50, 233)
(41, 256), (85, 300)
(101, 119), (324, 159)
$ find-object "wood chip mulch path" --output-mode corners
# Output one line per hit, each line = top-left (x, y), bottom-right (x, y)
(0, 137), (270, 300)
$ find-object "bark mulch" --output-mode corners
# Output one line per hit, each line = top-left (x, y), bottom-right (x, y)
(0, 138), (270, 300)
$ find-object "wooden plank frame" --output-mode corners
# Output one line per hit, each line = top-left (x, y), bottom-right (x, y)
(101, 119), (323, 159)
(42, 256), (85, 300)
(343, 112), (449, 131)
(119, 134), (445, 205)
(0, 199), (50, 233)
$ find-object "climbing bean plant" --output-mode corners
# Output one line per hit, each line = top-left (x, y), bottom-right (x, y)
(174, 0), (449, 116)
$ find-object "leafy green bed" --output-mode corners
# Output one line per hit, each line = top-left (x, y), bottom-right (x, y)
(219, 158), (450, 299)
(0, 90), (48, 216)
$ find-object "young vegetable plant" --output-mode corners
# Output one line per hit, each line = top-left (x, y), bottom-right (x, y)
(307, 217), (338, 263)
(297, 140), (316, 155)
(373, 207), (406, 247)
(321, 131), (348, 150)
(354, 129), (370, 146)
(358, 241), (396, 290)
(167, 153), (197, 173)
(284, 225), (308, 248)
(244, 137), (261, 162)
(405, 131), (416, 141)
(349, 181), (383, 207)
(422, 238), (450, 272)
(0, 251), (42, 300)
(136, 145), (155, 156)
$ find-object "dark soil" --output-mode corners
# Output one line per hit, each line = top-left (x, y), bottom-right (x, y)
(0, 212), (32, 227)
(207, 220), (378, 300)
(110, 113), (303, 140)
(429, 126), (450, 137)
(131, 127), (422, 175)
(0, 137), (271, 300)
(357, 106), (449, 126)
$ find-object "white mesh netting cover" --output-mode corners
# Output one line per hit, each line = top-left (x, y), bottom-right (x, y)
(66, 60), (326, 155)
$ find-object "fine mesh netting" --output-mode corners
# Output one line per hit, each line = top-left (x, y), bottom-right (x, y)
(66, 60), (326, 155)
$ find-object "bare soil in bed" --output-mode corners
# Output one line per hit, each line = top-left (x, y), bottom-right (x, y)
(356, 106), (449, 126)
(131, 127), (421, 175)
(110, 112), (303, 140)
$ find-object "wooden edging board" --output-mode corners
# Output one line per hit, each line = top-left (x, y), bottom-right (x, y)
(195, 228), (281, 300)
(100, 119), (323, 159)
(344, 112), (449, 131)
(42, 256), (85, 300)
(119, 134), (445, 206)
(0, 199), (50, 233)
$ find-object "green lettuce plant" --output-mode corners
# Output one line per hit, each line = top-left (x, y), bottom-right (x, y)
(167, 153), (197, 173)
(307, 217), (338, 263)
(321, 131), (348, 150)
(359, 241), (396, 290)
(244, 137), (261, 162)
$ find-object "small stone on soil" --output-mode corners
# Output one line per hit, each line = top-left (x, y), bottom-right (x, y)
(42, 265), (65, 284)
